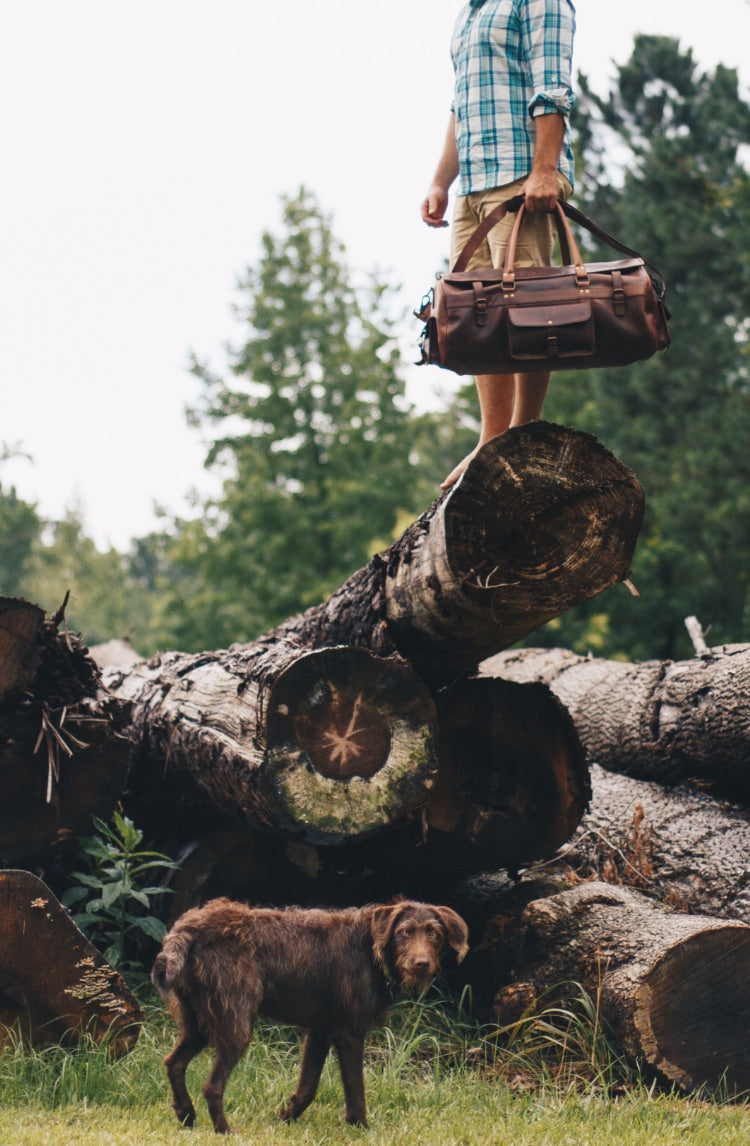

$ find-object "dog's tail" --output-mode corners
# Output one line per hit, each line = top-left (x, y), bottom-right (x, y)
(151, 930), (192, 996)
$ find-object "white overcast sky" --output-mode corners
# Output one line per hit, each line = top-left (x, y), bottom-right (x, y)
(2, 0), (748, 550)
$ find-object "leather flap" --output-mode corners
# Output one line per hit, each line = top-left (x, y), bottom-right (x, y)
(508, 303), (592, 328)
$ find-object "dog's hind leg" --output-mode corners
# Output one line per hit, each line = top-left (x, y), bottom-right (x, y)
(334, 1032), (368, 1127)
(280, 1030), (331, 1122)
(163, 1005), (207, 1128)
(202, 1035), (247, 1135)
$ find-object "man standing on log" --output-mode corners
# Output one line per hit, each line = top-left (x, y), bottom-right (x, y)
(421, 0), (577, 488)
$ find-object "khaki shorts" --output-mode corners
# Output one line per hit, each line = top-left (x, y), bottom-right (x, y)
(450, 175), (573, 272)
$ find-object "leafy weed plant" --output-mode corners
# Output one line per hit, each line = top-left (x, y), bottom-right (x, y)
(60, 812), (179, 978)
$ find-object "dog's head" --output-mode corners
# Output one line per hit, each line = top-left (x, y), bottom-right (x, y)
(369, 900), (469, 992)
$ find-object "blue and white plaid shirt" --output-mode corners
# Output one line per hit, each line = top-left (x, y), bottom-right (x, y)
(451, 0), (576, 194)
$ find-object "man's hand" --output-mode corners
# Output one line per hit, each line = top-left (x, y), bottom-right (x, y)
(522, 168), (560, 214)
(421, 185), (450, 228)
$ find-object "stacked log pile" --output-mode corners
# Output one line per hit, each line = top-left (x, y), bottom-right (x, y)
(4, 421), (750, 1093)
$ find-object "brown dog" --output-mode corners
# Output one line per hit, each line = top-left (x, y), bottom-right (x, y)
(151, 897), (469, 1134)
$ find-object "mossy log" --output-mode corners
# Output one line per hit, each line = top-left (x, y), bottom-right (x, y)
(482, 643), (750, 800)
(0, 597), (132, 866)
(559, 763), (750, 923)
(0, 870), (142, 1055)
(277, 422), (644, 688)
(481, 881), (750, 1094)
(157, 676), (590, 915)
(104, 641), (438, 847)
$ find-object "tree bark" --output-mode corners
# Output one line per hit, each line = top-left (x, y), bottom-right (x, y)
(481, 643), (750, 799)
(483, 881), (750, 1094)
(105, 640), (438, 847)
(0, 597), (132, 866)
(0, 870), (142, 1055)
(277, 422), (644, 688)
(557, 763), (750, 924)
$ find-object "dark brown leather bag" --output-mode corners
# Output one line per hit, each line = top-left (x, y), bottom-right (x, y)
(415, 196), (671, 375)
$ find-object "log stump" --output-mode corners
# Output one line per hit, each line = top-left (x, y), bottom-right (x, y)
(106, 642), (438, 846)
(486, 882), (750, 1094)
(0, 870), (142, 1055)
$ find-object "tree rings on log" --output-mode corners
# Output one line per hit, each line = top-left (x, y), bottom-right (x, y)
(263, 648), (438, 844)
(0, 870), (142, 1055)
(386, 422), (644, 685)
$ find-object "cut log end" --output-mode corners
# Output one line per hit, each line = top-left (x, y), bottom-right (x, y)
(448, 422), (645, 617)
(262, 647), (438, 845)
(636, 927), (750, 1094)
(428, 676), (590, 869)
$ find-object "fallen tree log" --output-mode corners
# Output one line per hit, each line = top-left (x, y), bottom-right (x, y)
(0, 870), (141, 1055)
(475, 880), (750, 1094)
(0, 597), (132, 866)
(155, 676), (590, 915)
(277, 422), (644, 688)
(105, 641), (438, 847)
(481, 643), (750, 799)
(556, 763), (750, 924)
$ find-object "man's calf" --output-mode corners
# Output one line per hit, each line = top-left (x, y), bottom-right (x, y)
(151, 898), (469, 1134)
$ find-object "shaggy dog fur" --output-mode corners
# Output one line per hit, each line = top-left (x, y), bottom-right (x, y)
(151, 897), (469, 1134)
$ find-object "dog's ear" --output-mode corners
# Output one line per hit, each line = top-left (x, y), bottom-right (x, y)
(369, 904), (402, 965)
(434, 907), (469, 963)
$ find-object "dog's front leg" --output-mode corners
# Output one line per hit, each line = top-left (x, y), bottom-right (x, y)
(334, 1032), (368, 1127)
(280, 1030), (331, 1122)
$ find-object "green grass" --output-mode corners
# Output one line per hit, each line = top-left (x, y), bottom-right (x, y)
(0, 990), (748, 1145)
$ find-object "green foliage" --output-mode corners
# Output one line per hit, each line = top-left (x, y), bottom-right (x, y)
(0, 483), (40, 596)
(536, 37), (750, 659)
(148, 185), (423, 651)
(61, 813), (179, 976)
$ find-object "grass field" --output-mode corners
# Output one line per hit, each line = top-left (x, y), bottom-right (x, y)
(1, 991), (748, 1146)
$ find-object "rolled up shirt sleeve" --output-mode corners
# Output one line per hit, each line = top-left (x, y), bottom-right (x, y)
(522, 0), (576, 119)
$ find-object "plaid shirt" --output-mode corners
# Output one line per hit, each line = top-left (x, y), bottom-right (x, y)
(451, 0), (576, 194)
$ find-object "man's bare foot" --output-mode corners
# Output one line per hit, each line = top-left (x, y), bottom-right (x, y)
(440, 448), (478, 490)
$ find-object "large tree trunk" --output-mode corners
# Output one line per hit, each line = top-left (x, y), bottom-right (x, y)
(0, 597), (131, 866)
(0, 870), (142, 1055)
(105, 640), (438, 847)
(278, 422), (644, 688)
(558, 763), (750, 924)
(476, 880), (750, 1094)
(482, 643), (750, 800)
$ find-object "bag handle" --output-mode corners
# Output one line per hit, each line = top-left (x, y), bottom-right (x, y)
(452, 194), (567, 273)
(501, 201), (588, 292)
(451, 194), (667, 299)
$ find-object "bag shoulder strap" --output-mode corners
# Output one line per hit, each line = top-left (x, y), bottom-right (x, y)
(451, 195), (667, 298)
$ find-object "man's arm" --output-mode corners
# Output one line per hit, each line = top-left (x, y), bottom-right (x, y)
(421, 113), (459, 228)
(523, 111), (566, 213)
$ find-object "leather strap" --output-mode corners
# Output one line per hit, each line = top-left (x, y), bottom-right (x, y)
(451, 195), (667, 298)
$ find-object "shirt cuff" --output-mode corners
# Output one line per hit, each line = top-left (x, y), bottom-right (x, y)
(529, 88), (576, 118)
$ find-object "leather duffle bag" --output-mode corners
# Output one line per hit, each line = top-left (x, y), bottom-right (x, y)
(415, 195), (671, 375)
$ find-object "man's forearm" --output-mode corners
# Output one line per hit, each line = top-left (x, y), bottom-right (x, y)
(524, 112), (566, 211)
(422, 113), (460, 226)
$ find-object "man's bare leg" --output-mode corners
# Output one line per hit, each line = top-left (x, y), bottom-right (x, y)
(510, 370), (550, 426)
(440, 373), (514, 489)
(440, 370), (551, 489)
